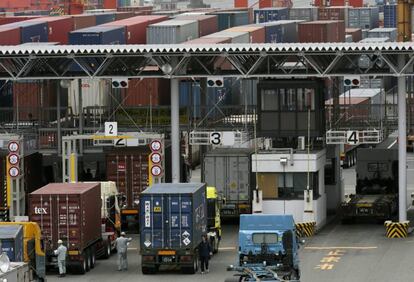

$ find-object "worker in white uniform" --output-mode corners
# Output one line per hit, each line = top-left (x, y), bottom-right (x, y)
(116, 232), (132, 271)
(54, 239), (67, 277)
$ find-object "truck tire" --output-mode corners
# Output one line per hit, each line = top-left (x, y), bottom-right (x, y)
(182, 257), (198, 274)
(77, 256), (87, 274)
(224, 278), (241, 282)
(85, 251), (91, 272)
(90, 248), (96, 269)
(102, 240), (111, 259)
(142, 266), (156, 274)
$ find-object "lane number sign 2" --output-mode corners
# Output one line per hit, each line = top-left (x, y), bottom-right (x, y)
(347, 131), (359, 145)
(105, 122), (118, 137)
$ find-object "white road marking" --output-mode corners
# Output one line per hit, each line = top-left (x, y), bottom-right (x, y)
(219, 247), (236, 251)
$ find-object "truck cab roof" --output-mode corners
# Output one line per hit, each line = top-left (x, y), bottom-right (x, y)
(240, 214), (295, 231)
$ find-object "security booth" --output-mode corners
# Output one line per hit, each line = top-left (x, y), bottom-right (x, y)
(257, 79), (325, 138)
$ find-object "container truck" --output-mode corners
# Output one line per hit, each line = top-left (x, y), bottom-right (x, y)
(140, 183), (207, 274)
(28, 182), (113, 274)
(202, 148), (254, 218)
(340, 137), (398, 223)
(225, 214), (301, 281)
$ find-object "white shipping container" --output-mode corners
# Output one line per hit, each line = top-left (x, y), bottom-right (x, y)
(368, 27), (397, 41)
(289, 6), (317, 22)
(147, 19), (199, 44)
(68, 79), (111, 115)
(205, 30), (250, 43)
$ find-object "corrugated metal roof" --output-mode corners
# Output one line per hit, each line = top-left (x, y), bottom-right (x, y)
(0, 42), (413, 55)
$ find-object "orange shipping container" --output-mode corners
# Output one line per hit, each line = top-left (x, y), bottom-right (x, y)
(234, 0), (248, 7)
(121, 78), (171, 106)
(103, 0), (117, 9)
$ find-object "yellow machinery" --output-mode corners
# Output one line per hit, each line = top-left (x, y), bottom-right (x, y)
(207, 186), (222, 254)
(398, 0), (413, 41)
(0, 222), (46, 281)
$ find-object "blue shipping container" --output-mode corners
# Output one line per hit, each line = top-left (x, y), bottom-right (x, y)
(95, 13), (116, 25)
(69, 26), (126, 45)
(140, 183), (207, 250)
(0, 225), (23, 262)
(384, 5), (397, 28)
(254, 8), (289, 23)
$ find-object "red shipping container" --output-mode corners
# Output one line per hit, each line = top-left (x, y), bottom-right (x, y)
(103, 15), (167, 44)
(227, 26), (265, 43)
(299, 20), (345, 42)
(330, 0), (345, 5)
(29, 183), (101, 254)
(0, 16), (42, 25)
(72, 14), (96, 30)
(121, 78), (170, 106)
(104, 0), (117, 9)
(186, 37), (232, 44)
(259, 0), (272, 8)
(25, 16), (74, 44)
(115, 12), (136, 20)
(349, 0), (363, 7)
(0, 0), (30, 9)
(0, 27), (20, 45)
(175, 15), (218, 37)
(234, 0), (248, 7)
(13, 81), (57, 120)
(106, 149), (150, 211)
(318, 7), (347, 22)
(346, 28), (362, 42)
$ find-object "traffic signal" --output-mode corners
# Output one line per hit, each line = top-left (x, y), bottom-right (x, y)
(112, 78), (129, 88)
(343, 76), (360, 87)
(207, 77), (224, 88)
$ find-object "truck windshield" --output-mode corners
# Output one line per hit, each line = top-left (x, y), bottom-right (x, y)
(252, 233), (278, 244)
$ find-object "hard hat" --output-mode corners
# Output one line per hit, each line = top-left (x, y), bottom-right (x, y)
(58, 239), (63, 244)
(120, 232), (126, 236)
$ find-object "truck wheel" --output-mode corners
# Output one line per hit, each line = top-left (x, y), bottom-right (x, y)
(291, 268), (300, 280)
(102, 240), (111, 259)
(85, 251), (91, 272)
(90, 249), (96, 269)
(78, 256), (87, 274)
(185, 257), (198, 274)
(224, 278), (241, 282)
(142, 266), (156, 274)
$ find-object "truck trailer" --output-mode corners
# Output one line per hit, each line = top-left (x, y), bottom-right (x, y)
(28, 182), (114, 274)
(202, 148), (254, 218)
(140, 183), (207, 274)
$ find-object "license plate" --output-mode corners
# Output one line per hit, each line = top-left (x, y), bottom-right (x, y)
(222, 210), (235, 215)
(162, 256), (173, 263)
(358, 207), (371, 214)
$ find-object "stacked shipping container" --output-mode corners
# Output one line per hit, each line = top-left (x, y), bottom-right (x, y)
(298, 20), (345, 42)
(174, 15), (218, 37)
(147, 19), (199, 44)
(348, 7), (379, 29)
(253, 7), (289, 23)
(345, 28), (362, 42)
(383, 5), (397, 28)
(289, 6), (318, 22)
(368, 27), (397, 41)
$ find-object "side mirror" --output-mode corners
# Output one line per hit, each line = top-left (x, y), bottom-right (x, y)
(226, 265), (234, 271)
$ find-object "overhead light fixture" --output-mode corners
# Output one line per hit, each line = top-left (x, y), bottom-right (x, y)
(161, 63), (172, 74)
(59, 80), (71, 89)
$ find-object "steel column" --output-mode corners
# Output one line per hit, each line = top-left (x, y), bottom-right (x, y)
(57, 83), (61, 156)
(398, 55), (407, 222)
(171, 78), (180, 183)
(78, 79), (83, 154)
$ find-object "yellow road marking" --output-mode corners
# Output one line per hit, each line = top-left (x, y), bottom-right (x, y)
(305, 246), (377, 250)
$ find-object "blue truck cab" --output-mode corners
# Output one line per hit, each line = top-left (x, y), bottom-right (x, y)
(237, 214), (300, 280)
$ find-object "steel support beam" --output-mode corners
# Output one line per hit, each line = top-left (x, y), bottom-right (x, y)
(171, 78), (180, 183)
(57, 82), (61, 157)
(398, 55), (407, 222)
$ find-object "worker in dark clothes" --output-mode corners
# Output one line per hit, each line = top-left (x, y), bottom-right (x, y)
(198, 234), (212, 274)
